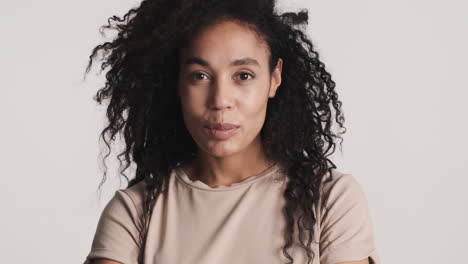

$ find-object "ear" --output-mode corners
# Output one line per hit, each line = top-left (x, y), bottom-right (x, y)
(269, 58), (283, 98)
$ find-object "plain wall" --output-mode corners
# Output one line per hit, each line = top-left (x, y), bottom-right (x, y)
(1, 0), (466, 263)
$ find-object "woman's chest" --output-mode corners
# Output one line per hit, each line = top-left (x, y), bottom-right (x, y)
(141, 184), (321, 264)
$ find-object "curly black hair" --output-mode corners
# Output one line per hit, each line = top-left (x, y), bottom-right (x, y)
(84, 0), (346, 263)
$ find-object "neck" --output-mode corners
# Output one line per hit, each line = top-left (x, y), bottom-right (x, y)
(182, 143), (275, 188)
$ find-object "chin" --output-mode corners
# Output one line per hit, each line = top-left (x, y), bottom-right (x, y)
(200, 141), (242, 158)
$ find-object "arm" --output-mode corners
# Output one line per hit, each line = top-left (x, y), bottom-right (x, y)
(90, 258), (124, 264)
(337, 258), (370, 264)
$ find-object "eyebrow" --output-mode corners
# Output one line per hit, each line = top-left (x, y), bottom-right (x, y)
(183, 56), (260, 67)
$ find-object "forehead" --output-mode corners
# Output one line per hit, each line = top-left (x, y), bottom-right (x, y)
(179, 19), (270, 67)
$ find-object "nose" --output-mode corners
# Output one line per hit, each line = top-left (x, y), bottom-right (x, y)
(208, 77), (233, 111)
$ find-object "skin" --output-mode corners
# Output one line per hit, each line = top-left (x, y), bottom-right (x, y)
(176, 19), (282, 188)
(93, 257), (369, 264)
(92, 19), (370, 264)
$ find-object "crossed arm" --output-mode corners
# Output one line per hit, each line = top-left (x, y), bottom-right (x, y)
(91, 257), (370, 264)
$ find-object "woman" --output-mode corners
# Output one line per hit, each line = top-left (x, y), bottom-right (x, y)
(83, 0), (380, 263)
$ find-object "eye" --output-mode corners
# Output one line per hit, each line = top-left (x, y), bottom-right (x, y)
(190, 72), (210, 81)
(236, 72), (255, 81)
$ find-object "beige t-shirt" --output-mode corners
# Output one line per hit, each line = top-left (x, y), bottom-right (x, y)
(84, 163), (380, 264)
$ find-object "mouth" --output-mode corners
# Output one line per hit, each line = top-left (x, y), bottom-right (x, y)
(203, 123), (240, 140)
(204, 123), (240, 130)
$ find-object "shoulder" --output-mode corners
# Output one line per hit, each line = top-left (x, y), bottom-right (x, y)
(96, 180), (148, 229)
(317, 169), (379, 263)
(85, 182), (147, 264)
(117, 180), (147, 218)
(121, 180), (147, 205)
(319, 168), (368, 208)
(316, 168), (373, 240)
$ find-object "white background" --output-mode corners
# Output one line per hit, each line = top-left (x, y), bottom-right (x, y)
(1, 0), (467, 263)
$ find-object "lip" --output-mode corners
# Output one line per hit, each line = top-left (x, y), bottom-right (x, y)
(204, 123), (240, 130)
(204, 125), (239, 140)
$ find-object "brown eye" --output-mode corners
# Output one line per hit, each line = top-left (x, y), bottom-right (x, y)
(237, 72), (254, 81)
(190, 72), (209, 80)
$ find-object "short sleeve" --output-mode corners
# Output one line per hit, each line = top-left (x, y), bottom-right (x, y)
(319, 173), (380, 264)
(83, 190), (143, 264)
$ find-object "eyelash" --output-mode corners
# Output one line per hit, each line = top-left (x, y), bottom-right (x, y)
(190, 72), (255, 81)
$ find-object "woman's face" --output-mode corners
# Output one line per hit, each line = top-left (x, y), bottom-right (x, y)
(177, 19), (282, 159)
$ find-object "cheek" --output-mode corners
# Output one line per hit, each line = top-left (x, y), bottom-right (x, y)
(180, 101), (200, 130)
(240, 96), (268, 135)
(180, 89), (204, 114)
(243, 101), (266, 121)
(241, 88), (269, 115)
(179, 92), (206, 138)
